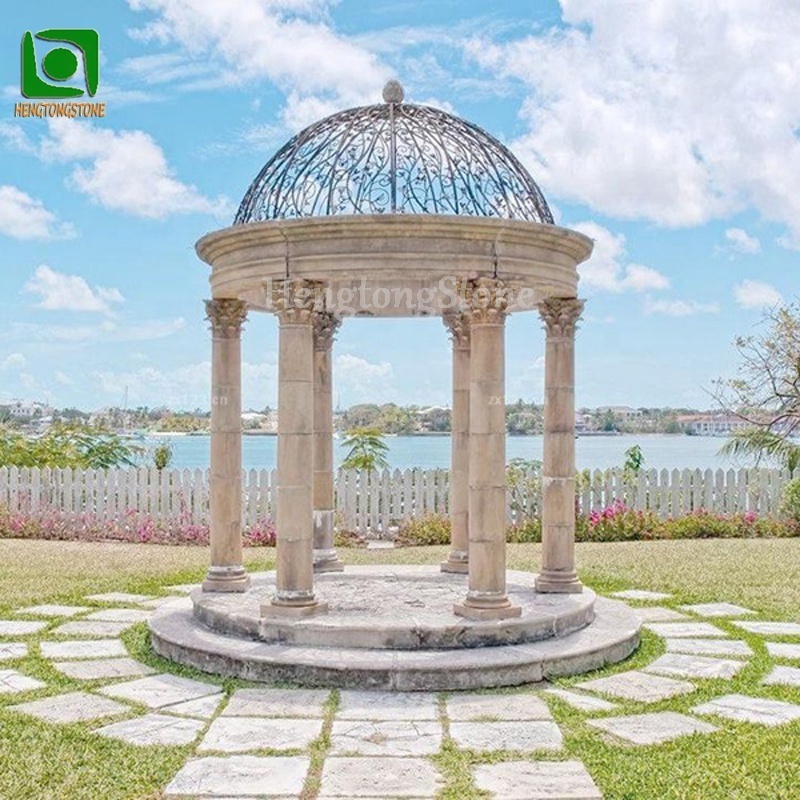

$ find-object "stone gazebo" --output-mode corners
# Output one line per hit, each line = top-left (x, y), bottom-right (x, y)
(150, 82), (640, 690)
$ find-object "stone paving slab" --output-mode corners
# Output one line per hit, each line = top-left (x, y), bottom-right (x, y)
(200, 716), (323, 753)
(589, 711), (718, 746)
(319, 756), (443, 798)
(644, 653), (747, 680)
(693, 693), (800, 726)
(165, 755), (309, 797)
(766, 642), (800, 660)
(17, 604), (91, 618)
(0, 643), (28, 661)
(96, 713), (205, 746)
(762, 665), (800, 688)
(445, 692), (552, 721)
(139, 597), (180, 609)
(0, 620), (48, 636)
(0, 669), (46, 694)
(664, 637), (753, 658)
(631, 607), (690, 623)
(679, 602), (755, 618)
(329, 720), (442, 756)
(39, 639), (127, 659)
(53, 657), (157, 681)
(52, 620), (133, 637)
(222, 687), (329, 718)
(577, 670), (695, 703)
(732, 621), (800, 636)
(645, 622), (729, 638)
(544, 688), (617, 713)
(337, 690), (439, 720)
(11, 691), (130, 723)
(98, 674), (223, 709)
(162, 694), (225, 720)
(449, 720), (563, 752)
(612, 590), (672, 601)
(473, 759), (603, 799)
(165, 584), (201, 595)
(84, 608), (152, 623)
(85, 592), (153, 605)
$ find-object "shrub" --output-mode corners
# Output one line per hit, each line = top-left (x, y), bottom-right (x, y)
(395, 513), (451, 546)
(334, 528), (367, 548)
(507, 517), (542, 543)
(579, 500), (658, 543)
(780, 477), (800, 523)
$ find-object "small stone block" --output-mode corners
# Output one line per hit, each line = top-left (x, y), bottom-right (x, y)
(0, 643), (28, 661)
(319, 756), (443, 798)
(11, 691), (129, 723)
(0, 620), (48, 636)
(53, 658), (156, 681)
(612, 590), (672, 601)
(577, 670), (695, 703)
(545, 688), (617, 713)
(85, 592), (153, 604)
(449, 720), (563, 752)
(664, 638), (753, 658)
(645, 622), (729, 638)
(632, 607), (690, 623)
(199, 716), (323, 753)
(17, 605), (91, 618)
(261, 600), (329, 618)
(96, 713), (204, 746)
(453, 602), (522, 620)
(589, 711), (717, 745)
(84, 608), (151, 623)
(40, 639), (127, 659)
(446, 692), (552, 721)
(732, 621), (800, 636)
(0, 669), (46, 694)
(645, 653), (747, 680)
(474, 759), (603, 799)
(679, 602), (756, 618)
(52, 621), (133, 637)
(440, 559), (469, 574)
(329, 720), (442, 756)
(338, 690), (439, 720)
(766, 642), (800, 660)
(223, 687), (329, 718)
(98, 674), (222, 709)
(165, 755), (309, 797)
(161, 694), (224, 720)
(762, 665), (800, 688)
(693, 693), (800, 726)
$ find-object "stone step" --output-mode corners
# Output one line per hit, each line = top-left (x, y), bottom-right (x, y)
(149, 597), (640, 692)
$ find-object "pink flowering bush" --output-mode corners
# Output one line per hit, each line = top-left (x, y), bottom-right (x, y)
(579, 501), (658, 543)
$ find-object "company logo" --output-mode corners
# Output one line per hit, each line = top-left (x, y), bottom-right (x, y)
(21, 29), (99, 98)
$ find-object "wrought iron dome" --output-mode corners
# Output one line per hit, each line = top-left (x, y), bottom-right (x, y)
(234, 80), (554, 224)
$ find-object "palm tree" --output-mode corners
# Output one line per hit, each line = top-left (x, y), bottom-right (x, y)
(719, 428), (800, 472)
(341, 427), (390, 471)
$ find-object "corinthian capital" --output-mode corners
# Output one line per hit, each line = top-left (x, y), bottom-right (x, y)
(312, 311), (341, 351)
(465, 277), (509, 325)
(442, 311), (470, 348)
(538, 297), (585, 338)
(205, 298), (248, 338)
(272, 279), (320, 324)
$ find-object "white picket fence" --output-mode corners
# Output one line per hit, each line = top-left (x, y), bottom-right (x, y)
(0, 466), (794, 533)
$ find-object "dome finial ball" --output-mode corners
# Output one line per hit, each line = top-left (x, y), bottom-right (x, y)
(382, 79), (404, 104)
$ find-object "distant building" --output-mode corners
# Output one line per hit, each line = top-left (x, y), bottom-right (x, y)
(677, 413), (750, 436)
(594, 405), (643, 422)
(4, 399), (53, 418)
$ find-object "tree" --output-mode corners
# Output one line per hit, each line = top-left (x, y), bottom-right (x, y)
(716, 300), (800, 470)
(341, 427), (390, 471)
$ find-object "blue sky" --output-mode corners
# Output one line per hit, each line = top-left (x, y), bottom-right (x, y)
(1, 0), (798, 412)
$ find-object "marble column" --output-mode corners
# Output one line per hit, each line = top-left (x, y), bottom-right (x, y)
(536, 297), (585, 594)
(313, 310), (344, 573)
(203, 299), (250, 593)
(454, 278), (521, 620)
(265, 280), (328, 617)
(441, 311), (470, 574)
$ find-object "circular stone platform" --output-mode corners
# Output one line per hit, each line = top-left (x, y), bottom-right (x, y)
(150, 566), (641, 691)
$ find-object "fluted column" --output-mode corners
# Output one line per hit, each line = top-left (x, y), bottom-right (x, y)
(313, 310), (344, 573)
(203, 299), (249, 593)
(265, 280), (328, 617)
(441, 311), (470, 574)
(536, 297), (584, 594)
(454, 278), (520, 620)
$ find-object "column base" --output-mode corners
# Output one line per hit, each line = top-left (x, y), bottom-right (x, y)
(262, 599), (329, 618)
(313, 550), (345, 573)
(440, 549), (469, 574)
(535, 572), (584, 594)
(313, 512), (343, 573)
(453, 592), (522, 620)
(202, 566), (250, 593)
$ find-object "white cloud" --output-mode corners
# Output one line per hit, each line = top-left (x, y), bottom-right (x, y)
(644, 298), (720, 317)
(54, 371), (73, 386)
(19, 373), (35, 389)
(24, 266), (124, 313)
(2, 317), (185, 345)
(573, 221), (669, 293)
(724, 228), (761, 255)
(734, 279), (782, 310)
(1, 353), (26, 370)
(467, 2), (800, 243)
(0, 185), (75, 241)
(333, 353), (394, 403)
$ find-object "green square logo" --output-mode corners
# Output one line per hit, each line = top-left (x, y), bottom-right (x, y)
(21, 29), (99, 99)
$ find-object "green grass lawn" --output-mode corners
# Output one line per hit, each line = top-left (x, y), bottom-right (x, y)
(0, 538), (798, 799)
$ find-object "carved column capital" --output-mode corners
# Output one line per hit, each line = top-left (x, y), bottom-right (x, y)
(272, 279), (321, 325)
(312, 311), (342, 351)
(205, 298), (248, 338)
(465, 277), (509, 326)
(442, 311), (471, 349)
(538, 297), (585, 338)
